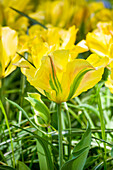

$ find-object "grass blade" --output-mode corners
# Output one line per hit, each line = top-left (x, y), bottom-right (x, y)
(6, 98), (46, 134)
(0, 100), (15, 168)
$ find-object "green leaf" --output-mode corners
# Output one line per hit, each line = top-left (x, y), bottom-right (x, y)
(25, 93), (50, 127)
(17, 161), (30, 170)
(6, 98), (46, 134)
(10, 7), (47, 29)
(36, 135), (54, 170)
(0, 166), (16, 170)
(0, 150), (7, 164)
(6, 98), (54, 170)
(84, 155), (99, 169)
(111, 147), (113, 158)
(61, 124), (91, 170)
(36, 137), (53, 170)
(68, 68), (93, 100)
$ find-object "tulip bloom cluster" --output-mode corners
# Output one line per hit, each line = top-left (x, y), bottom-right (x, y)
(15, 25), (109, 103)
(0, 0), (113, 98)
(1, 0), (113, 169)
(30, 0), (113, 34)
(0, 0), (113, 102)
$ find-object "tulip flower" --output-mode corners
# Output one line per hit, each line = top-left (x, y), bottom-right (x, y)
(30, 0), (111, 35)
(19, 24), (88, 70)
(86, 22), (113, 94)
(15, 48), (108, 169)
(16, 50), (108, 103)
(86, 22), (113, 60)
(0, 26), (19, 78)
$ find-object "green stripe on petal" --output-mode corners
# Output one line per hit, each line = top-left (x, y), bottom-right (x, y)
(49, 55), (62, 93)
(68, 68), (94, 100)
(49, 74), (56, 91)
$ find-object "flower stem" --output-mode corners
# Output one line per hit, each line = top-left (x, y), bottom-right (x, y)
(0, 78), (4, 103)
(19, 52), (27, 162)
(96, 85), (106, 169)
(57, 103), (63, 169)
(0, 78), (4, 121)
(64, 102), (71, 158)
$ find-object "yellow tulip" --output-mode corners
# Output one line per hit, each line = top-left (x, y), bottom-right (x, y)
(30, 0), (76, 28)
(16, 50), (108, 103)
(86, 22), (113, 61)
(30, 0), (111, 35)
(87, 3), (113, 31)
(87, 22), (113, 93)
(20, 24), (88, 69)
(0, 26), (19, 78)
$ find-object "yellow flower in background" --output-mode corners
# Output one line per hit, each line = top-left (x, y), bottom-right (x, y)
(0, 0), (112, 37)
(0, 26), (19, 78)
(29, 0), (88, 29)
(29, 0), (112, 35)
(19, 24), (88, 70)
(0, 0), (33, 31)
(16, 50), (108, 103)
(87, 3), (113, 32)
(86, 22), (113, 94)
(29, 0), (77, 28)
(86, 22), (113, 61)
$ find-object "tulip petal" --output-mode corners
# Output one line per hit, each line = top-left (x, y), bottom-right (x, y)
(0, 27), (4, 77)
(2, 27), (18, 67)
(14, 58), (36, 79)
(31, 42), (49, 69)
(70, 40), (89, 59)
(60, 26), (78, 49)
(86, 32), (110, 57)
(73, 54), (109, 97)
(61, 59), (95, 102)
(67, 68), (94, 100)
(4, 55), (20, 77)
(86, 54), (109, 68)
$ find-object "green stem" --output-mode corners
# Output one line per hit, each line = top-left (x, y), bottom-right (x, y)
(57, 103), (63, 169)
(0, 78), (5, 122)
(0, 78), (4, 104)
(19, 60), (26, 162)
(67, 111), (71, 158)
(64, 102), (71, 158)
(97, 85), (106, 169)
(19, 72), (26, 124)
(19, 52), (28, 122)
